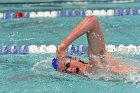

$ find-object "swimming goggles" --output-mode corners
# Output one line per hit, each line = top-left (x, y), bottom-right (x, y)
(52, 56), (72, 71)
(52, 56), (80, 73)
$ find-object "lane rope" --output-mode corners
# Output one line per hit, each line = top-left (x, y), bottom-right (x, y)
(0, 9), (140, 19)
(0, 44), (140, 55)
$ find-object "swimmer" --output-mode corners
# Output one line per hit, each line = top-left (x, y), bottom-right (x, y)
(52, 16), (132, 75)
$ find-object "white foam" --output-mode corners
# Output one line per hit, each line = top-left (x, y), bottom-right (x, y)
(125, 72), (140, 86)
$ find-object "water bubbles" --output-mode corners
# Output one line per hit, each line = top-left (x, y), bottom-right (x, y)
(125, 72), (140, 86)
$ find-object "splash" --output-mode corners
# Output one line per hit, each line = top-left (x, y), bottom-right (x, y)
(125, 72), (140, 86)
(84, 57), (140, 86)
(31, 59), (53, 75)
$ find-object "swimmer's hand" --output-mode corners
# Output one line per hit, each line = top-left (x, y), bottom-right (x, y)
(56, 44), (67, 62)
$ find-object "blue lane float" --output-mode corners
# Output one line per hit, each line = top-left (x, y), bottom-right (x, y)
(114, 9), (123, 16)
(67, 45), (75, 54)
(78, 45), (87, 54)
(73, 45), (79, 54)
(0, 46), (9, 54)
(138, 9), (140, 15)
(123, 9), (130, 15)
(57, 10), (85, 17)
(130, 9), (138, 15)
(67, 45), (87, 54)
(72, 10), (85, 17)
(10, 45), (18, 54)
(3, 12), (15, 19)
(114, 9), (140, 16)
(18, 45), (28, 54)
(24, 12), (29, 18)
(0, 45), (28, 54)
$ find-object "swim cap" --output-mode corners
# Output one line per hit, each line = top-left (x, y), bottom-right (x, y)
(52, 58), (58, 70)
(52, 56), (72, 71)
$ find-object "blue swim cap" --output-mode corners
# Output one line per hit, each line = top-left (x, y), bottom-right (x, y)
(52, 56), (72, 71)
(52, 58), (58, 70)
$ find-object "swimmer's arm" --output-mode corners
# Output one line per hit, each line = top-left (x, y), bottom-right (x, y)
(110, 65), (133, 73)
(109, 61), (134, 74)
(107, 58), (133, 73)
(110, 60), (132, 73)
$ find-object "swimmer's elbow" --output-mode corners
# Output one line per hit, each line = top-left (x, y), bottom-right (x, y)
(84, 16), (98, 23)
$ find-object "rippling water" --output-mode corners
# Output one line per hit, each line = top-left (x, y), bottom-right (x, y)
(0, 1), (140, 93)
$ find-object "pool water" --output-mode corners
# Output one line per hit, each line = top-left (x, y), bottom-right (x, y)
(0, 1), (140, 93)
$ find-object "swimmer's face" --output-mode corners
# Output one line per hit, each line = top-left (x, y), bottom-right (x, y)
(57, 58), (88, 75)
